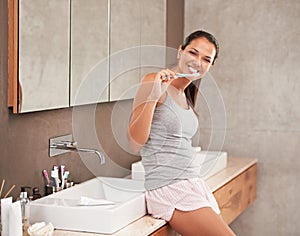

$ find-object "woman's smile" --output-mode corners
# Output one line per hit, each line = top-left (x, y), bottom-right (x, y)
(187, 65), (200, 74)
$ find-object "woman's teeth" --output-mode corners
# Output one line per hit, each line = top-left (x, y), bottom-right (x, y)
(188, 66), (199, 74)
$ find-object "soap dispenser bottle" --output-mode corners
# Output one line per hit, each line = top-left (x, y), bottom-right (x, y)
(17, 186), (31, 233)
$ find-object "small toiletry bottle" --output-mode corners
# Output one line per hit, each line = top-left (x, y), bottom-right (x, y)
(17, 186), (31, 233)
(31, 187), (42, 200)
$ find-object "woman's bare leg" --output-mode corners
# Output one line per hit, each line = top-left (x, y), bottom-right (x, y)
(169, 207), (236, 236)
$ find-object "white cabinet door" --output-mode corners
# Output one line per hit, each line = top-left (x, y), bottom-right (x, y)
(110, 0), (166, 102)
(70, 0), (109, 106)
(140, 0), (167, 77)
(18, 0), (70, 113)
(109, 0), (141, 101)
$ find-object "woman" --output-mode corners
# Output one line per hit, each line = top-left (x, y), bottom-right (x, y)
(128, 30), (235, 236)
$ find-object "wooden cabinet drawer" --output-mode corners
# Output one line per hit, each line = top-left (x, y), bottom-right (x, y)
(213, 164), (257, 224)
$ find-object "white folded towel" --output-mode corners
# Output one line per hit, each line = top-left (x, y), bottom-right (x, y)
(28, 222), (54, 236)
(79, 196), (115, 206)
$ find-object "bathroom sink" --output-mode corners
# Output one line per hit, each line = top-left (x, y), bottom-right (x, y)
(132, 151), (227, 180)
(30, 177), (146, 234)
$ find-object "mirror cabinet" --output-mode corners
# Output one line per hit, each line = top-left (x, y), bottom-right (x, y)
(8, 0), (181, 113)
(70, 0), (109, 106)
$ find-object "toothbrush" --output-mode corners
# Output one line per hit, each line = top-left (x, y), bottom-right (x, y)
(176, 72), (200, 78)
(62, 171), (69, 189)
(63, 171), (69, 183)
(61, 165), (65, 189)
(164, 72), (200, 79)
(42, 169), (50, 186)
(51, 169), (60, 187)
(63, 171), (69, 180)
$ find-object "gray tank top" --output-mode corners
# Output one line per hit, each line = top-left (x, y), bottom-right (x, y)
(140, 92), (200, 190)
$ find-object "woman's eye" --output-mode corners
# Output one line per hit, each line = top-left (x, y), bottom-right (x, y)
(189, 51), (197, 55)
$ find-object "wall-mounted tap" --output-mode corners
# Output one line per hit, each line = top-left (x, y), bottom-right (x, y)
(49, 134), (105, 164)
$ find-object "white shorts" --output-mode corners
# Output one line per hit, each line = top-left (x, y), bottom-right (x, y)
(145, 177), (220, 221)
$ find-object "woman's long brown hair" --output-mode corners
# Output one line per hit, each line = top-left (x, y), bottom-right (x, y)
(185, 79), (201, 108)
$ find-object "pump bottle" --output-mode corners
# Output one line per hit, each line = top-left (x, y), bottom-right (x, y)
(17, 186), (31, 233)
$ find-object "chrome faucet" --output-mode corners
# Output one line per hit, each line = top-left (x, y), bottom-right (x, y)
(49, 135), (105, 164)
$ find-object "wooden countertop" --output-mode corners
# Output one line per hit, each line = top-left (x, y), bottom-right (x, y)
(54, 157), (257, 236)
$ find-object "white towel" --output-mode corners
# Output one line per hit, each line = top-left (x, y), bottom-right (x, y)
(28, 222), (54, 236)
(1, 198), (22, 236)
(79, 196), (115, 206)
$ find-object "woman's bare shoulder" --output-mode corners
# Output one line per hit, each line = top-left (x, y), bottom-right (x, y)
(141, 73), (157, 82)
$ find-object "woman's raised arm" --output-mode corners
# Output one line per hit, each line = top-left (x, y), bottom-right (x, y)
(127, 70), (176, 153)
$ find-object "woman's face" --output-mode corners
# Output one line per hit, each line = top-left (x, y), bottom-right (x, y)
(177, 37), (217, 79)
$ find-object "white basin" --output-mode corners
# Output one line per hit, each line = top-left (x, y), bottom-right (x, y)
(196, 151), (228, 179)
(30, 177), (146, 234)
(132, 151), (227, 180)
